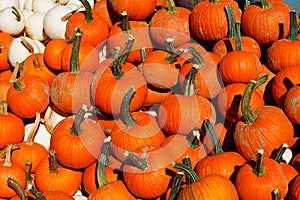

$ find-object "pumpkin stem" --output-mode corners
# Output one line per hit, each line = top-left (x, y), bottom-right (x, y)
(0, 144), (19, 160)
(119, 35), (135, 65)
(32, 56), (42, 71)
(25, 161), (34, 185)
(9, 62), (20, 83)
(189, 128), (201, 149)
(274, 143), (289, 163)
(120, 87), (137, 129)
(209, 0), (220, 3)
(26, 112), (41, 146)
(70, 104), (88, 136)
(20, 37), (34, 53)
(261, 0), (271, 9)
(0, 101), (8, 115)
(7, 178), (28, 200)
(203, 118), (224, 155)
(3, 144), (13, 167)
(253, 149), (266, 177)
(172, 162), (200, 183)
(272, 188), (281, 200)
(11, 6), (21, 22)
(241, 75), (268, 124)
(191, 0), (198, 8)
(27, 183), (46, 200)
(61, 4), (83, 21)
(169, 172), (184, 200)
(121, 11), (133, 33)
(12, 79), (25, 92)
(165, 38), (177, 53)
(96, 136), (111, 188)
(166, 0), (178, 14)
(78, 0), (93, 23)
(184, 64), (200, 96)
(164, 49), (183, 64)
(140, 46), (147, 63)
(225, 6), (236, 40)
(234, 22), (242, 51)
(244, 0), (250, 10)
(70, 28), (82, 74)
(184, 47), (206, 68)
(49, 149), (60, 174)
(124, 151), (148, 171)
(288, 11), (299, 41)
(183, 155), (193, 170)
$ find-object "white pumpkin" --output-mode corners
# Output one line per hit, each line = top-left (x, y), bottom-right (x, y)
(8, 36), (44, 67)
(25, 12), (48, 41)
(66, 0), (94, 11)
(43, 4), (74, 39)
(19, 0), (26, 9)
(31, 0), (57, 14)
(43, 104), (70, 134)
(58, 0), (70, 5)
(23, 0), (33, 10)
(0, 6), (25, 35)
(0, 0), (20, 11)
(21, 9), (34, 21)
(73, 190), (88, 200)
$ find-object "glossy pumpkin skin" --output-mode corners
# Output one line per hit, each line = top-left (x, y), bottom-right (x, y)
(65, 11), (109, 47)
(110, 112), (166, 162)
(0, 32), (14, 71)
(7, 75), (50, 119)
(157, 94), (216, 135)
(218, 50), (261, 84)
(108, 0), (156, 20)
(149, 6), (191, 47)
(241, 0), (290, 45)
(284, 85), (300, 124)
(92, 0), (120, 29)
(141, 86), (173, 107)
(272, 65), (300, 108)
(289, 175), (300, 200)
(235, 158), (288, 200)
(34, 152), (83, 196)
(43, 38), (67, 71)
(122, 146), (174, 199)
(235, 106), (294, 161)
(42, 191), (75, 200)
(20, 53), (56, 86)
(50, 116), (106, 169)
(108, 20), (153, 63)
(190, 0), (242, 41)
(0, 162), (26, 199)
(217, 83), (265, 123)
(88, 180), (136, 200)
(177, 174), (239, 200)
(92, 62), (148, 115)
(141, 50), (180, 90)
(50, 71), (94, 114)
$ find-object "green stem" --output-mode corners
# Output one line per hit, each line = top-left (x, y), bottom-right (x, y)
(244, 0), (250, 10)
(27, 183), (46, 200)
(124, 151), (148, 171)
(225, 6), (236, 40)
(49, 150), (59, 174)
(274, 143), (289, 163)
(120, 87), (137, 129)
(140, 47), (147, 63)
(183, 156), (193, 170)
(191, 0), (198, 9)
(189, 128), (201, 149)
(0, 101), (8, 115)
(166, 0), (178, 14)
(241, 75), (268, 124)
(79, 0), (93, 23)
(261, 0), (271, 9)
(70, 28), (82, 74)
(169, 172), (184, 200)
(164, 49), (183, 64)
(7, 178), (28, 200)
(184, 47), (206, 68)
(272, 189), (281, 200)
(119, 35), (135, 65)
(121, 11), (133, 33)
(203, 119), (224, 155)
(234, 22), (242, 51)
(172, 162), (200, 183)
(25, 161), (33, 185)
(96, 137), (111, 188)
(12, 6), (21, 22)
(288, 10), (299, 41)
(13, 80), (25, 92)
(184, 64), (200, 96)
(209, 0), (219, 2)
(70, 105), (88, 136)
(253, 149), (266, 177)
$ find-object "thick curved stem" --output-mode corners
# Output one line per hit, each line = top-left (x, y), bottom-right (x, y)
(225, 6), (236, 40)
(254, 149), (266, 177)
(12, 6), (21, 22)
(20, 37), (34, 53)
(10, 62), (20, 83)
(70, 28), (82, 74)
(124, 151), (148, 171)
(26, 112), (41, 146)
(121, 87), (137, 129)
(234, 22), (242, 51)
(170, 172), (184, 200)
(184, 64), (200, 96)
(7, 178), (27, 200)
(172, 162), (199, 183)
(79, 0), (93, 23)
(288, 10), (299, 41)
(96, 136), (111, 188)
(70, 105), (88, 136)
(3, 144), (13, 167)
(203, 119), (224, 155)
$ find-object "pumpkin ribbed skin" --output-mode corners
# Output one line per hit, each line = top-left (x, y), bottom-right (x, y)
(284, 85), (300, 124)
(190, 0), (242, 41)
(235, 106), (294, 161)
(241, 0), (290, 45)
(92, 0), (119, 29)
(177, 174), (239, 200)
(0, 32), (14, 71)
(43, 38), (67, 71)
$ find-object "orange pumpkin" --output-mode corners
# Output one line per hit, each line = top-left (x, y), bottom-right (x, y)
(0, 32), (14, 71)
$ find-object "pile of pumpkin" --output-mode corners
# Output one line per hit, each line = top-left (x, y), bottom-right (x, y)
(1, 0), (300, 199)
